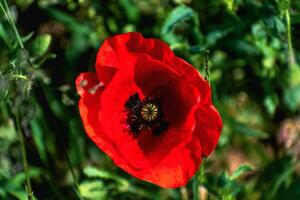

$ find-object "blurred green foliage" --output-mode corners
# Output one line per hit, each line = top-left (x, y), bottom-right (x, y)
(0, 0), (300, 199)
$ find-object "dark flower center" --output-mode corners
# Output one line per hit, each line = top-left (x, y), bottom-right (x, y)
(125, 93), (169, 136)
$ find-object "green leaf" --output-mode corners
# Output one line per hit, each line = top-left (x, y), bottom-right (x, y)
(7, 189), (28, 200)
(230, 165), (253, 180)
(162, 5), (194, 34)
(45, 8), (98, 62)
(120, 0), (140, 23)
(0, 121), (17, 141)
(284, 84), (300, 111)
(278, 0), (290, 12)
(263, 93), (279, 116)
(286, 66), (300, 88)
(224, 0), (235, 11)
(189, 45), (206, 53)
(83, 166), (129, 189)
(84, 166), (120, 180)
(30, 119), (48, 163)
(15, 0), (34, 10)
(35, 52), (56, 68)
(233, 122), (269, 139)
(79, 180), (106, 200)
(259, 157), (295, 199)
(45, 8), (90, 34)
(276, 177), (300, 199)
(68, 119), (84, 164)
(218, 171), (231, 187)
(21, 32), (34, 43)
(291, 13), (300, 24)
(0, 23), (12, 49)
(11, 167), (41, 186)
(7, 189), (37, 200)
(206, 28), (234, 47)
(28, 34), (52, 57)
(221, 194), (235, 200)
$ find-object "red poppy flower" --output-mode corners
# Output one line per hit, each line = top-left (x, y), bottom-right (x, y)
(76, 32), (222, 188)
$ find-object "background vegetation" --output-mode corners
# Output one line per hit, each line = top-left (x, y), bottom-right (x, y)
(0, 0), (300, 199)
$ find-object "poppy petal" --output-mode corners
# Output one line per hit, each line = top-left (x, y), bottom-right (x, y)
(167, 57), (212, 104)
(142, 37), (212, 104)
(75, 72), (101, 97)
(95, 32), (143, 70)
(98, 54), (199, 170)
(134, 54), (200, 126)
(95, 32), (210, 104)
(194, 104), (223, 157)
(132, 137), (202, 188)
(79, 86), (201, 188)
(78, 86), (136, 174)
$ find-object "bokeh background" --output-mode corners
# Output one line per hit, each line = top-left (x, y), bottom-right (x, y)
(1, 0), (300, 199)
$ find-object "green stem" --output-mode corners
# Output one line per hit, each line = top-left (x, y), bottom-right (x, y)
(285, 9), (295, 68)
(193, 172), (199, 200)
(1, 0), (34, 71)
(1, 1), (82, 199)
(3, 0), (23, 48)
(73, 187), (84, 200)
(38, 81), (82, 199)
(0, 1), (14, 32)
(204, 50), (211, 84)
(15, 114), (33, 200)
(193, 160), (206, 200)
(0, 2), (34, 199)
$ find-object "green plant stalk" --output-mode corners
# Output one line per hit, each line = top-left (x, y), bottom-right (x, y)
(1, 1), (82, 199)
(193, 172), (199, 200)
(285, 9), (296, 68)
(1, 0), (34, 71)
(0, 1), (14, 31)
(15, 114), (33, 200)
(38, 81), (81, 193)
(73, 186), (84, 200)
(193, 160), (206, 200)
(0, 1), (34, 199)
(204, 50), (211, 84)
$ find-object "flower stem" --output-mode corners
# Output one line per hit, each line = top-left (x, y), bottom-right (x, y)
(193, 160), (206, 200)
(37, 80), (81, 193)
(204, 50), (211, 84)
(0, 0), (35, 71)
(0, 2), (34, 199)
(1, 1), (82, 199)
(193, 172), (199, 200)
(285, 9), (296, 68)
(15, 114), (33, 200)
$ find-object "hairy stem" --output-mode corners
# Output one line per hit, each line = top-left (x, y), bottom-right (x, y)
(193, 171), (199, 200)
(1, 0), (82, 199)
(15, 114), (33, 200)
(1, 0), (35, 71)
(204, 50), (211, 84)
(285, 9), (296, 67)
(37, 81), (81, 192)
(193, 160), (206, 200)
(0, 1), (34, 199)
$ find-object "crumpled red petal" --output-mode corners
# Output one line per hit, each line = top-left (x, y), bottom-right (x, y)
(75, 72), (100, 97)
(131, 137), (202, 188)
(95, 32), (211, 104)
(194, 104), (223, 157)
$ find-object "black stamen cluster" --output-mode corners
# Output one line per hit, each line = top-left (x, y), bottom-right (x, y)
(125, 93), (169, 136)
